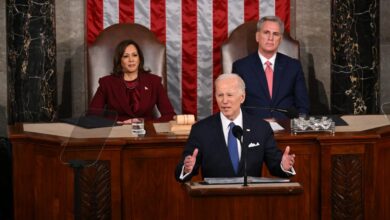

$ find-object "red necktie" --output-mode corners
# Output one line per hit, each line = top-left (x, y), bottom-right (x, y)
(265, 61), (273, 97)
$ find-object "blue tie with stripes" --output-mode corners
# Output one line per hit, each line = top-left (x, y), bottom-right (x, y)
(228, 122), (239, 173)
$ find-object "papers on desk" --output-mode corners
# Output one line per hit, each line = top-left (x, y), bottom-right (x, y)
(203, 176), (290, 185)
(269, 121), (284, 131)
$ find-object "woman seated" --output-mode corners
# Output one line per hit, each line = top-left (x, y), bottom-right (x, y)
(89, 39), (176, 123)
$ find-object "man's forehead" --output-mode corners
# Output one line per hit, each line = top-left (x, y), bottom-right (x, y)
(216, 79), (237, 88)
(261, 21), (280, 31)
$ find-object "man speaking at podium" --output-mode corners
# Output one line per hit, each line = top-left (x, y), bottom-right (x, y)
(175, 74), (296, 182)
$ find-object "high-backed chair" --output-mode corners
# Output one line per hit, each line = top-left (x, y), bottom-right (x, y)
(221, 20), (299, 74)
(87, 23), (166, 102)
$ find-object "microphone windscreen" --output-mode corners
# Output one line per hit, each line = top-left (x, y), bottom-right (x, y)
(232, 125), (243, 139)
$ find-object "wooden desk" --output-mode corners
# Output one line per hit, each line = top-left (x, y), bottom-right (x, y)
(8, 117), (390, 219)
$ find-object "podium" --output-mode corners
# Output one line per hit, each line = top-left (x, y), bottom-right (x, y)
(183, 182), (304, 219)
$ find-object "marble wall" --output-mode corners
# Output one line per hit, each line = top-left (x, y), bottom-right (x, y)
(1, 0), (390, 136)
(331, 0), (379, 115)
(7, 0), (57, 123)
(380, 0), (390, 113)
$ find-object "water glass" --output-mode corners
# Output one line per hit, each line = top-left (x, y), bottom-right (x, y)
(131, 118), (145, 135)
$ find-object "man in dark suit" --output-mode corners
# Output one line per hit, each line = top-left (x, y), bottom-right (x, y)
(175, 73), (295, 182)
(232, 16), (309, 120)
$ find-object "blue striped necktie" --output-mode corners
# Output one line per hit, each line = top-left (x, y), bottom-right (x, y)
(228, 122), (239, 173)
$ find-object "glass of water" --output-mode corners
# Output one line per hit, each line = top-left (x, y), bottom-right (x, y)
(131, 118), (145, 135)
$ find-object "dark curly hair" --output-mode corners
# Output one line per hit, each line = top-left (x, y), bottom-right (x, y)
(112, 39), (150, 76)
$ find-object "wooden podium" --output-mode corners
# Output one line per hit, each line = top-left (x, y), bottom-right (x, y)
(183, 182), (304, 219)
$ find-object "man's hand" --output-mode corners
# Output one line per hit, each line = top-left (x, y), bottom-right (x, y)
(281, 146), (295, 171)
(183, 148), (198, 174)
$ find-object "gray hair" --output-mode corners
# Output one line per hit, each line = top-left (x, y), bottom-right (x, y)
(215, 73), (246, 94)
(256, 15), (284, 35)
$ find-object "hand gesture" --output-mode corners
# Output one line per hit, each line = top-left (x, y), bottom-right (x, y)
(183, 148), (198, 174)
(281, 146), (295, 171)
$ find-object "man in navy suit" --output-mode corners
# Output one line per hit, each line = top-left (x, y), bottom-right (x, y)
(232, 16), (309, 119)
(175, 73), (296, 182)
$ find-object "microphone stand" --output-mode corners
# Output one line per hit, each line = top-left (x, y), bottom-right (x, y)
(241, 135), (248, 186)
(238, 135), (248, 186)
(233, 125), (248, 186)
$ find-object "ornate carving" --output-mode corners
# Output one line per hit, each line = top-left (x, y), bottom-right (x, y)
(331, 155), (363, 219)
(79, 161), (112, 219)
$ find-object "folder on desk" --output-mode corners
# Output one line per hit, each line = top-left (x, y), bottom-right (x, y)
(203, 176), (290, 185)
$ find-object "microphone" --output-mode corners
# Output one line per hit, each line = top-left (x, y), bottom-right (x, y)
(232, 125), (248, 186)
(232, 125), (243, 140)
(243, 106), (299, 119)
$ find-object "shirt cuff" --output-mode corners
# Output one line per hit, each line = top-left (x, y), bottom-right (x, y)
(280, 163), (296, 176)
(179, 165), (191, 180)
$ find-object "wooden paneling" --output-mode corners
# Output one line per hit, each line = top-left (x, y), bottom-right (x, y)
(9, 123), (390, 219)
(122, 144), (185, 220)
(184, 182), (304, 219)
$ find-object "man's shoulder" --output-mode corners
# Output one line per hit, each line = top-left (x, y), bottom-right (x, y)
(242, 110), (272, 128)
(192, 113), (220, 130)
(233, 52), (258, 65)
(243, 111), (267, 122)
(276, 52), (300, 64)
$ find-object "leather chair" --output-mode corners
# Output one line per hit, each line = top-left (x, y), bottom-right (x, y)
(87, 23), (166, 102)
(221, 20), (299, 74)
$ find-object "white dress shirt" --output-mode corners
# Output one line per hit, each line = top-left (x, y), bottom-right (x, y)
(259, 52), (277, 72)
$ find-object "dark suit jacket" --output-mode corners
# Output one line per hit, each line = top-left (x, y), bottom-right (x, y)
(175, 110), (288, 182)
(232, 52), (309, 119)
(89, 73), (175, 122)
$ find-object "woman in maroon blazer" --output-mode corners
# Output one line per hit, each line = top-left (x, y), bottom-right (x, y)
(89, 40), (175, 123)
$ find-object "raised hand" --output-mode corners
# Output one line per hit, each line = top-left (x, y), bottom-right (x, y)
(183, 148), (198, 174)
(281, 146), (295, 171)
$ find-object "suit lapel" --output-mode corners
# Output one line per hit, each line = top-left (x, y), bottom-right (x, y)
(249, 53), (270, 99)
(272, 53), (287, 103)
(238, 111), (252, 173)
(213, 114), (228, 148)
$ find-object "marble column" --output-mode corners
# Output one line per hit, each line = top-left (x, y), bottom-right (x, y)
(331, 0), (379, 114)
(7, 0), (57, 123)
